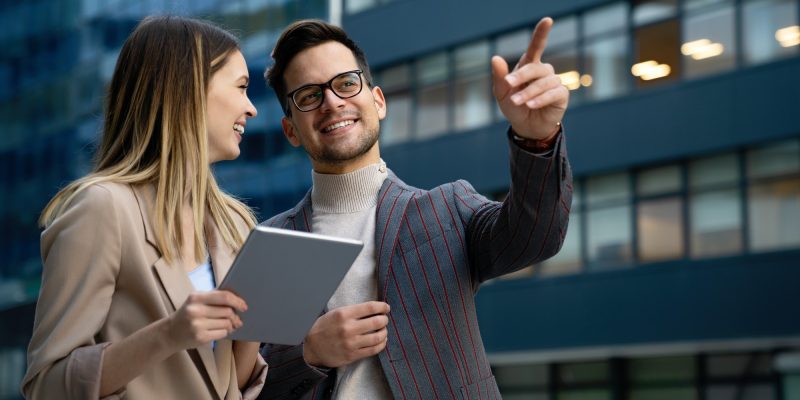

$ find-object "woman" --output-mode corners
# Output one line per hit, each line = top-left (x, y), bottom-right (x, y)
(21, 16), (266, 399)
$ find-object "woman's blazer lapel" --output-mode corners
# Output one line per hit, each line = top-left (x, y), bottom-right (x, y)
(131, 184), (227, 399)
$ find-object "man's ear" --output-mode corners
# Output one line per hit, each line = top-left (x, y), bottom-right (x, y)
(371, 86), (387, 120)
(281, 116), (302, 147)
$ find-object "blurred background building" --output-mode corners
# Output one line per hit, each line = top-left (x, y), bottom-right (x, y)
(1, 0), (799, 399)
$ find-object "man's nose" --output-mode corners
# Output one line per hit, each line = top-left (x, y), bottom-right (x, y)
(319, 87), (346, 112)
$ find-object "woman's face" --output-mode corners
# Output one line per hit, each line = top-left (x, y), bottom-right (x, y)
(206, 50), (257, 163)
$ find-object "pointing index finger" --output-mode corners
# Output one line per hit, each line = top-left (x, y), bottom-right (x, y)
(522, 17), (554, 66)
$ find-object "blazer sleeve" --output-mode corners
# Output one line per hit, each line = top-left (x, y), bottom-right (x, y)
(21, 185), (125, 400)
(456, 131), (572, 287)
(256, 343), (330, 400)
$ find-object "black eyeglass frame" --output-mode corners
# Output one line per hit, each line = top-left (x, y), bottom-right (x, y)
(285, 69), (365, 114)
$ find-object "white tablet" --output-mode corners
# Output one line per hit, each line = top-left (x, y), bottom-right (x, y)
(219, 226), (363, 345)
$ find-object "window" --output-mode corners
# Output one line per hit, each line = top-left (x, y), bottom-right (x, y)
(584, 2), (629, 37)
(689, 153), (743, 258)
(587, 173), (633, 269)
(378, 64), (412, 145)
(583, 3), (631, 101)
(742, 0), (800, 65)
(495, 364), (549, 399)
(346, 0), (376, 14)
(637, 165), (685, 262)
(415, 52), (449, 139)
(638, 198), (685, 262)
(634, 19), (681, 88)
(633, 0), (678, 26)
(706, 352), (777, 400)
(746, 139), (800, 252)
(682, 2), (737, 78)
(629, 356), (697, 400)
(454, 41), (491, 131)
(557, 361), (611, 400)
(539, 183), (583, 276)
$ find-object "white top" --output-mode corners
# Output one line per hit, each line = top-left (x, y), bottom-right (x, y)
(311, 160), (392, 399)
(189, 259), (215, 292)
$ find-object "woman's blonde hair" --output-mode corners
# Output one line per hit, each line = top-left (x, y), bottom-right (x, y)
(40, 15), (256, 264)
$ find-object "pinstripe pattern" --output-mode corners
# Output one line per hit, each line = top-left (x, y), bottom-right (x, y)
(257, 135), (572, 399)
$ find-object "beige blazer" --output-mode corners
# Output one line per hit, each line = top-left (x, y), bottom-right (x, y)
(21, 182), (267, 400)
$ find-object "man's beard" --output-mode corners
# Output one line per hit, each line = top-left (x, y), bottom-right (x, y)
(308, 123), (379, 166)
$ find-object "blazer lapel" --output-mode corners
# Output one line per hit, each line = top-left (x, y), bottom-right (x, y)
(375, 174), (413, 300)
(131, 184), (224, 398)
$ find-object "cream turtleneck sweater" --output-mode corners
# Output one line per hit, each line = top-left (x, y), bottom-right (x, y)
(310, 160), (392, 399)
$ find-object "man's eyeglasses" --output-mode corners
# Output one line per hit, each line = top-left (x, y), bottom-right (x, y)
(286, 70), (365, 113)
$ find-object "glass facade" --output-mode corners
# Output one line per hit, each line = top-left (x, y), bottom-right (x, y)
(373, 0), (800, 145)
(0, 1), (328, 397)
(489, 136), (800, 279)
(494, 351), (789, 400)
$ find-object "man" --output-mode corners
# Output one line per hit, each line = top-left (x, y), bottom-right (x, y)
(258, 17), (572, 399)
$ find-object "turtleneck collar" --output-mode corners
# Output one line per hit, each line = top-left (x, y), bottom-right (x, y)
(311, 160), (388, 214)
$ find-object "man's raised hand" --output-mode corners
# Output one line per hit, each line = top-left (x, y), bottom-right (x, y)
(492, 17), (569, 140)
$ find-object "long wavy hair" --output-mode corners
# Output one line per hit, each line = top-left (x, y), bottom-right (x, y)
(40, 15), (256, 264)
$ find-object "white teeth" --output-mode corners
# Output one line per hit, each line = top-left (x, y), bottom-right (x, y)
(323, 120), (354, 133)
(233, 123), (245, 134)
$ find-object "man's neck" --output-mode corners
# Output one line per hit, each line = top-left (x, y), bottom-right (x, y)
(311, 145), (381, 175)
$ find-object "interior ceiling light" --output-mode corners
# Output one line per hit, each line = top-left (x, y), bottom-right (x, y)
(776, 25), (800, 47)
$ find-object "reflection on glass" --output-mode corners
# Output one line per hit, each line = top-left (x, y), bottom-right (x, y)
(495, 364), (549, 387)
(455, 41), (489, 74)
(748, 177), (800, 252)
(454, 74), (491, 131)
(584, 35), (630, 100)
(637, 165), (681, 196)
(707, 352), (774, 376)
(683, 5), (737, 78)
(630, 388), (697, 400)
(346, 0), (376, 14)
(635, 20), (681, 87)
(638, 197), (684, 262)
(633, 0), (678, 26)
(746, 139), (800, 179)
(559, 361), (610, 384)
(587, 172), (630, 206)
(416, 53), (449, 138)
(550, 16), (578, 48)
(629, 356), (695, 382)
(417, 52), (448, 84)
(416, 83), (448, 139)
(454, 42), (491, 131)
(690, 189), (742, 258)
(690, 153), (739, 188)
(588, 206), (633, 268)
(381, 93), (411, 145)
(684, 0), (732, 11)
(559, 390), (612, 400)
(706, 385), (775, 400)
(379, 63), (410, 90)
(584, 2), (629, 36)
(539, 212), (582, 276)
(742, 0), (800, 65)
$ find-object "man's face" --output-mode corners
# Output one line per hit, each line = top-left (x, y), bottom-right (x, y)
(281, 41), (386, 174)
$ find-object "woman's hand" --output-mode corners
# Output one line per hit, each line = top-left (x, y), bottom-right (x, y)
(167, 290), (248, 349)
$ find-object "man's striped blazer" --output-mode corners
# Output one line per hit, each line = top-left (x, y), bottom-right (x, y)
(256, 134), (572, 400)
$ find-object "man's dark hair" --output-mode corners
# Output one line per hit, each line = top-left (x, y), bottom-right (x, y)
(266, 19), (374, 115)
